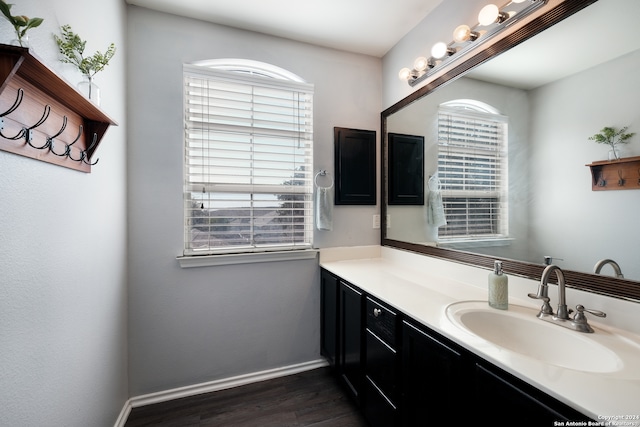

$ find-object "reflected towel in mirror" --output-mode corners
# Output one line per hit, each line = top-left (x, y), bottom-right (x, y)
(427, 189), (446, 227)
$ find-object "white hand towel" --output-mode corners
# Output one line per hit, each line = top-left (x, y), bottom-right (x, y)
(316, 187), (334, 231)
(427, 190), (447, 227)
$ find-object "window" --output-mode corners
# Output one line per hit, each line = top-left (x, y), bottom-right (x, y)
(183, 61), (314, 256)
(436, 100), (508, 242)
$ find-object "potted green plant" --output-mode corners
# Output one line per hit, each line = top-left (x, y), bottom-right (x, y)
(588, 126), (635, 160)
(0, 1), (43, 47)
(53, 24), (116, 105)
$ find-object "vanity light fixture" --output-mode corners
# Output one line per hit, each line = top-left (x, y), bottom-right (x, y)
(414, 56), (433, 72)
(398, 0), (545, 87)
(431, 42), (456, 59)
(398, 67), (414, 81)
(478, 4), (509, 26)
(453, 24), (479, 43)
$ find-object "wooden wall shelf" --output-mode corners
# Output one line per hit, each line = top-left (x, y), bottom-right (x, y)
(0, 44), (116, 172)
(586, 156), (640, 191)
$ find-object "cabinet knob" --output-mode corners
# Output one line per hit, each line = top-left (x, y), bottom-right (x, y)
(373, 308), (382, 317)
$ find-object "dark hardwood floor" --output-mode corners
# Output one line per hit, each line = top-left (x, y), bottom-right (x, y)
(125, 367), (369, 427)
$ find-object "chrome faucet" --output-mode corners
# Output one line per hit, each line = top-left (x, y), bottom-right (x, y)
(528, 264), (606, 333)
(593, 259), (624, 278)
(529, 264), (570, 320)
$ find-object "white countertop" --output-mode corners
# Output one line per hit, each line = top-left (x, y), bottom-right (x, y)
(319, 245), (640, 422)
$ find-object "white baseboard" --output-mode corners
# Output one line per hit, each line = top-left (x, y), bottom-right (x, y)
(114, 403), (131, 427)
(114, 359), (329, 427)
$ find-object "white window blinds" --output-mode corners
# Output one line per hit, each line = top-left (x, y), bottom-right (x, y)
(437, 105), (508, 239)
(183, 66), (314, 255)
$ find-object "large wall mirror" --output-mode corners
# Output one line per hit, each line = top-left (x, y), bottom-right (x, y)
(382, 0), (640, 302)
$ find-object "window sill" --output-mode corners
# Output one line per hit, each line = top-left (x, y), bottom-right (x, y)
(437, 237), (513, 250)
(176, 249), (319, 268)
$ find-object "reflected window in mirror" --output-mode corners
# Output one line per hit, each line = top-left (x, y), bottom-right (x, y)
(437, 100), (509, 247)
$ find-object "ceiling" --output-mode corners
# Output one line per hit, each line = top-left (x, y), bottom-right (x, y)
(125, 0), (443, 57)
(467, 0), (640, 89)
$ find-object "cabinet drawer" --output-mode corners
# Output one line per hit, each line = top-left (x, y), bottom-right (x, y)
(366, 328), (398, 401)
(366, 297), (397, 347)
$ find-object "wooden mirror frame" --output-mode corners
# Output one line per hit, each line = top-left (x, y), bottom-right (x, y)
(381, 0), (640, 302)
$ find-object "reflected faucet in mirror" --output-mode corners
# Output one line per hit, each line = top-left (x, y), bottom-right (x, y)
(593, 259), (624, 279)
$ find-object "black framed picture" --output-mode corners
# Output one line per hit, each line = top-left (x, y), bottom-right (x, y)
(334, 127), (376, 205)
(388, 133), (424, 205)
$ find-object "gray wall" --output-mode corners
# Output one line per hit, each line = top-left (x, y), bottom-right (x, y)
(0, 0), (128, 426)
(382, 0), (490, 109)
(528, 49), (640, 278)
(126, 6), (382, 396)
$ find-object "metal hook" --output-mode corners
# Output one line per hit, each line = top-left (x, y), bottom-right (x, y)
(617, 169), (625, 186)
(0, 89), (28, 140)
(49, 116), (68, 140)
(68, 133), (98, 164)
(0, 88), (24, 117)
(85, 132), (98, 152)
(47, 116), (69, 156)
(0, 125), (25, 141)
(49, 139), (70, 157)
(82, 133), (99, 165)
(24, 104), (52, 147)
(65, 125), (85, 161)
(66, 124), (83, 148)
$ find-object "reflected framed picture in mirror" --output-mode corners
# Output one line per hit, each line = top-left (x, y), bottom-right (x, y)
(388, 133), (424, 205)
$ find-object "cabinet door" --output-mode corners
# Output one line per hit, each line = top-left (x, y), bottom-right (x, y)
(339, 281), (363, 402)
(401, 321), (469, 426)
(334, 127), (376, 205)
(364, 329), (399, 427)
(474, 363), (590, 426)
(320, 269), (339, 367)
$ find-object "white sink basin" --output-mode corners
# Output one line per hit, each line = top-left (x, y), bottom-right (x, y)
(445, 300), (624, 373)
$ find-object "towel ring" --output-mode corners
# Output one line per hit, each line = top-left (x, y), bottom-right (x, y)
(428, 174), (442, 191)
(315, 170), (334, 189)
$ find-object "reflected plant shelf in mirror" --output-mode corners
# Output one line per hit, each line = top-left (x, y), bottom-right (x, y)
(586, 156), (640, 191)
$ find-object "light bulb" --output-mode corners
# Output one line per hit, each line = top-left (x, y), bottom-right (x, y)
(414, 56), (429, 72)
(478, 4), (500, 25)
(453, 24), (478, 43)
(398, 67), (412, 81)
(431, 42), (452, 59)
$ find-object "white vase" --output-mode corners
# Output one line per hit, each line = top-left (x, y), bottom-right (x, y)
(78, 75), (101, 106)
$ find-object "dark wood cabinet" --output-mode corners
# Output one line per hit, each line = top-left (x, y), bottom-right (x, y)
(364, 297), (400, 427)
(334, 127), (376, 205)
(319, 268), (592, 425)
(473, 362), (590, 427)
(401, 320), (470, 426)
(338, 281), (364, 403)
(320, 269), (339, 368)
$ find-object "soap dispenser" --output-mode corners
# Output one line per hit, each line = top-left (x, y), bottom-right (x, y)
(488, 260), (508, 310)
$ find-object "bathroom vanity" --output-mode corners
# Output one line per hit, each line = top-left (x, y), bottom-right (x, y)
(320, 246), (640, 426)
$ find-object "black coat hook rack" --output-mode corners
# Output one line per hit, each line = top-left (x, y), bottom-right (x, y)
(0, 44), (116, 173)
(0, 92), (101, 166)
